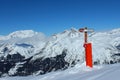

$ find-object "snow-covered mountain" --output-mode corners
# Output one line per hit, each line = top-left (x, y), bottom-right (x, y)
(0, 30), (39, 40)
(0, 28), (120, 77)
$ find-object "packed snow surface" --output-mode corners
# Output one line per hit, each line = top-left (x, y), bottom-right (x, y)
(1, 63), (120, 80)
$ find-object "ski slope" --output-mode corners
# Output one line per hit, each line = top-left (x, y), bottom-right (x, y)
(1, 63), (120, 80)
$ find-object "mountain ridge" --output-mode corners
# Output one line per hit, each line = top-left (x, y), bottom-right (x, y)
(0, 28), (120, 76)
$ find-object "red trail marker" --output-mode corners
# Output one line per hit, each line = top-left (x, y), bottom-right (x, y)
(79, 27), (93, 68)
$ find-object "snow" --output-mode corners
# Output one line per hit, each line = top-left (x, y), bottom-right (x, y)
(31, 28), (120, 64)
(0, 30), (47, 58)
(8, 62), (25, 76)
(1, 63), (120, 80)
(0, 28), (120, 79)
(0, 30), (39, 40)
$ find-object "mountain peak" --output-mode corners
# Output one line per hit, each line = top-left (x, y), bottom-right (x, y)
(0, 30), (39, 40)
(109, 28), (120, 34)
(8, 30), (38, 38)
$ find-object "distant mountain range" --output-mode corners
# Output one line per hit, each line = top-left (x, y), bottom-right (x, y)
(0, 28), (120, 77)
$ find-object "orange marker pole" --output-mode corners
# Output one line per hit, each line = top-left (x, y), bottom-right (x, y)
(84, 43), (93, 68)
(84, 27), (93, 68)
(79, 27), (93, 68)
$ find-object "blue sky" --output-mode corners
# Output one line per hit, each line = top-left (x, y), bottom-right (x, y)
(0, 0), (120, 36)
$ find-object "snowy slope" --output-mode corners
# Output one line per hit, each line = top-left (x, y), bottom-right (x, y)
(1, 63), (120, 80)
